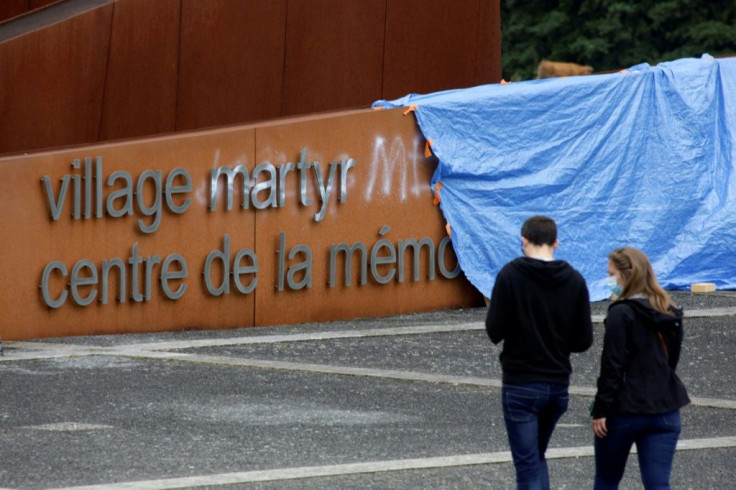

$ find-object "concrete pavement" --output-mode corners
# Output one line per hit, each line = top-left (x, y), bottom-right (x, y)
(1, 291), (735, 489)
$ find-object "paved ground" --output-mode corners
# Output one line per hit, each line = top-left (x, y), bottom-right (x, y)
(1, 291), (735, 489)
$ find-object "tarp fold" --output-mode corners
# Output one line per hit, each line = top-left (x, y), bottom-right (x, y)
(374, 55), (736, 300)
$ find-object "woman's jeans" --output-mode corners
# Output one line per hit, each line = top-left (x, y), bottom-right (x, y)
(502, 382), (569, 490)
(594, 409), (681, 490)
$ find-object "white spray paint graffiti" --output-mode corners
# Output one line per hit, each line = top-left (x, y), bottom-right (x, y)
(364, 135), (427, 202)
(204, 149), (251, 209)
(207, 138), (425, 210)
(195, 150), (222, 206)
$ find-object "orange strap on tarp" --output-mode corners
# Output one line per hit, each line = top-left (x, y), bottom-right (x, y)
(403, 104), (418, 115)
(445, 222), (452, 238)
(433, 181), (443, 205)
(425, 139), (434, 158)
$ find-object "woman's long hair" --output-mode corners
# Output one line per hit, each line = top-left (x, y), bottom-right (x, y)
(608, 247), (673, 314)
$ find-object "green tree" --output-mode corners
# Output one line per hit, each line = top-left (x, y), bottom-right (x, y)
(501, 0), (736, 81)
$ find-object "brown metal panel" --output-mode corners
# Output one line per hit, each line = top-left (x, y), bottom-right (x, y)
(176, 0), (287, 131)
(254, 108), (480, 326)
(282, 0), (386, 116)
(0, 127), (258, 340)
(0, 4), (112, 154)
(98, 0), (181, 141)
(475, 0), (502, 84)
(382, 0), (483, 100)
(30, 0), (60, 8)
(0, 1), (28, 23)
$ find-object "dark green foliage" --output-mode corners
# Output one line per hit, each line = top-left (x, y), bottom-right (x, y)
(501, 0), (736, 81)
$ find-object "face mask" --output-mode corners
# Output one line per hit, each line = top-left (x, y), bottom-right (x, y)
(605, 276), (623, 296)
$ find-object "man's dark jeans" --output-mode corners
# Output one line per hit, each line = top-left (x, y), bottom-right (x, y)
(502, 382), (569, 490)
(594, 409), (681, 489)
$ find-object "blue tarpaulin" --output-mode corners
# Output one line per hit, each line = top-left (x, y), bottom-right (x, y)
(374, 55), (736, 301)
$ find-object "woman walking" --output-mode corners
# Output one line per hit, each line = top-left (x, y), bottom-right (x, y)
(591, 247), (690, 489)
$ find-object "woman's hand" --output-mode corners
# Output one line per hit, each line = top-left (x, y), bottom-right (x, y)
(592, 417), (607, 438)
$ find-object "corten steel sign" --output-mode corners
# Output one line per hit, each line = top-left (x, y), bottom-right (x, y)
(0, 0), (501, 155)
(0, 108), (480, 340)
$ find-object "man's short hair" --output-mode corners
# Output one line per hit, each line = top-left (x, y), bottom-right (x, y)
(521, 215), (557, 246)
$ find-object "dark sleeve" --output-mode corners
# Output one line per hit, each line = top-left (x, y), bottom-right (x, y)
(667, 318), (684, 369)
(485, 270), (511, 345)
(592, 305), (630, 418)
(569, 276), (593, 353)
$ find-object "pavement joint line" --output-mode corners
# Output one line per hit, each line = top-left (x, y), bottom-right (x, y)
(116, 350), (736, 410)
(3, 341), (735, 410)
(686, 396), (736, 410)
(1, 323), (484, 360)
(106, 322), (488, 351)
(682, 307), (736, 318)
(6, 303), (736, 357)
(4, 304), (736, 358)
(115, 350), (507, 388)
(4, 309), (736, 411)
(592, 306), (736, 323)
(49, 436), (736, 489)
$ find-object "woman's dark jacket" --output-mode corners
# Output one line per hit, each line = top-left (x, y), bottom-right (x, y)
(592, 297), (690, 418)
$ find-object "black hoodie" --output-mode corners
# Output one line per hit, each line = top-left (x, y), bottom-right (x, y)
(592, 298), (690, 418)
(485, 257), (594, 385)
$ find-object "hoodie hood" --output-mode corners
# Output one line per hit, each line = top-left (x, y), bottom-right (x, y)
(510, 257), (576, 286)
(609, 297), (683, 333)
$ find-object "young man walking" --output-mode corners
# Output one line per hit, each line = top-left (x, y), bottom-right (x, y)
(486, 215), (593, 489)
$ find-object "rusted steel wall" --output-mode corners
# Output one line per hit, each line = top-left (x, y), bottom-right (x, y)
(383, 0), (494, 99)
(98, 0), (181, 140)
(0, 107), (482, 340)
(0, 0), (59, 22)
(0, 4), (113, 154)
(281, 0), (386, 115)
(0, 0), (502, 155)
(176, 0), (288, 131)
(0, 0), (28, 21)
